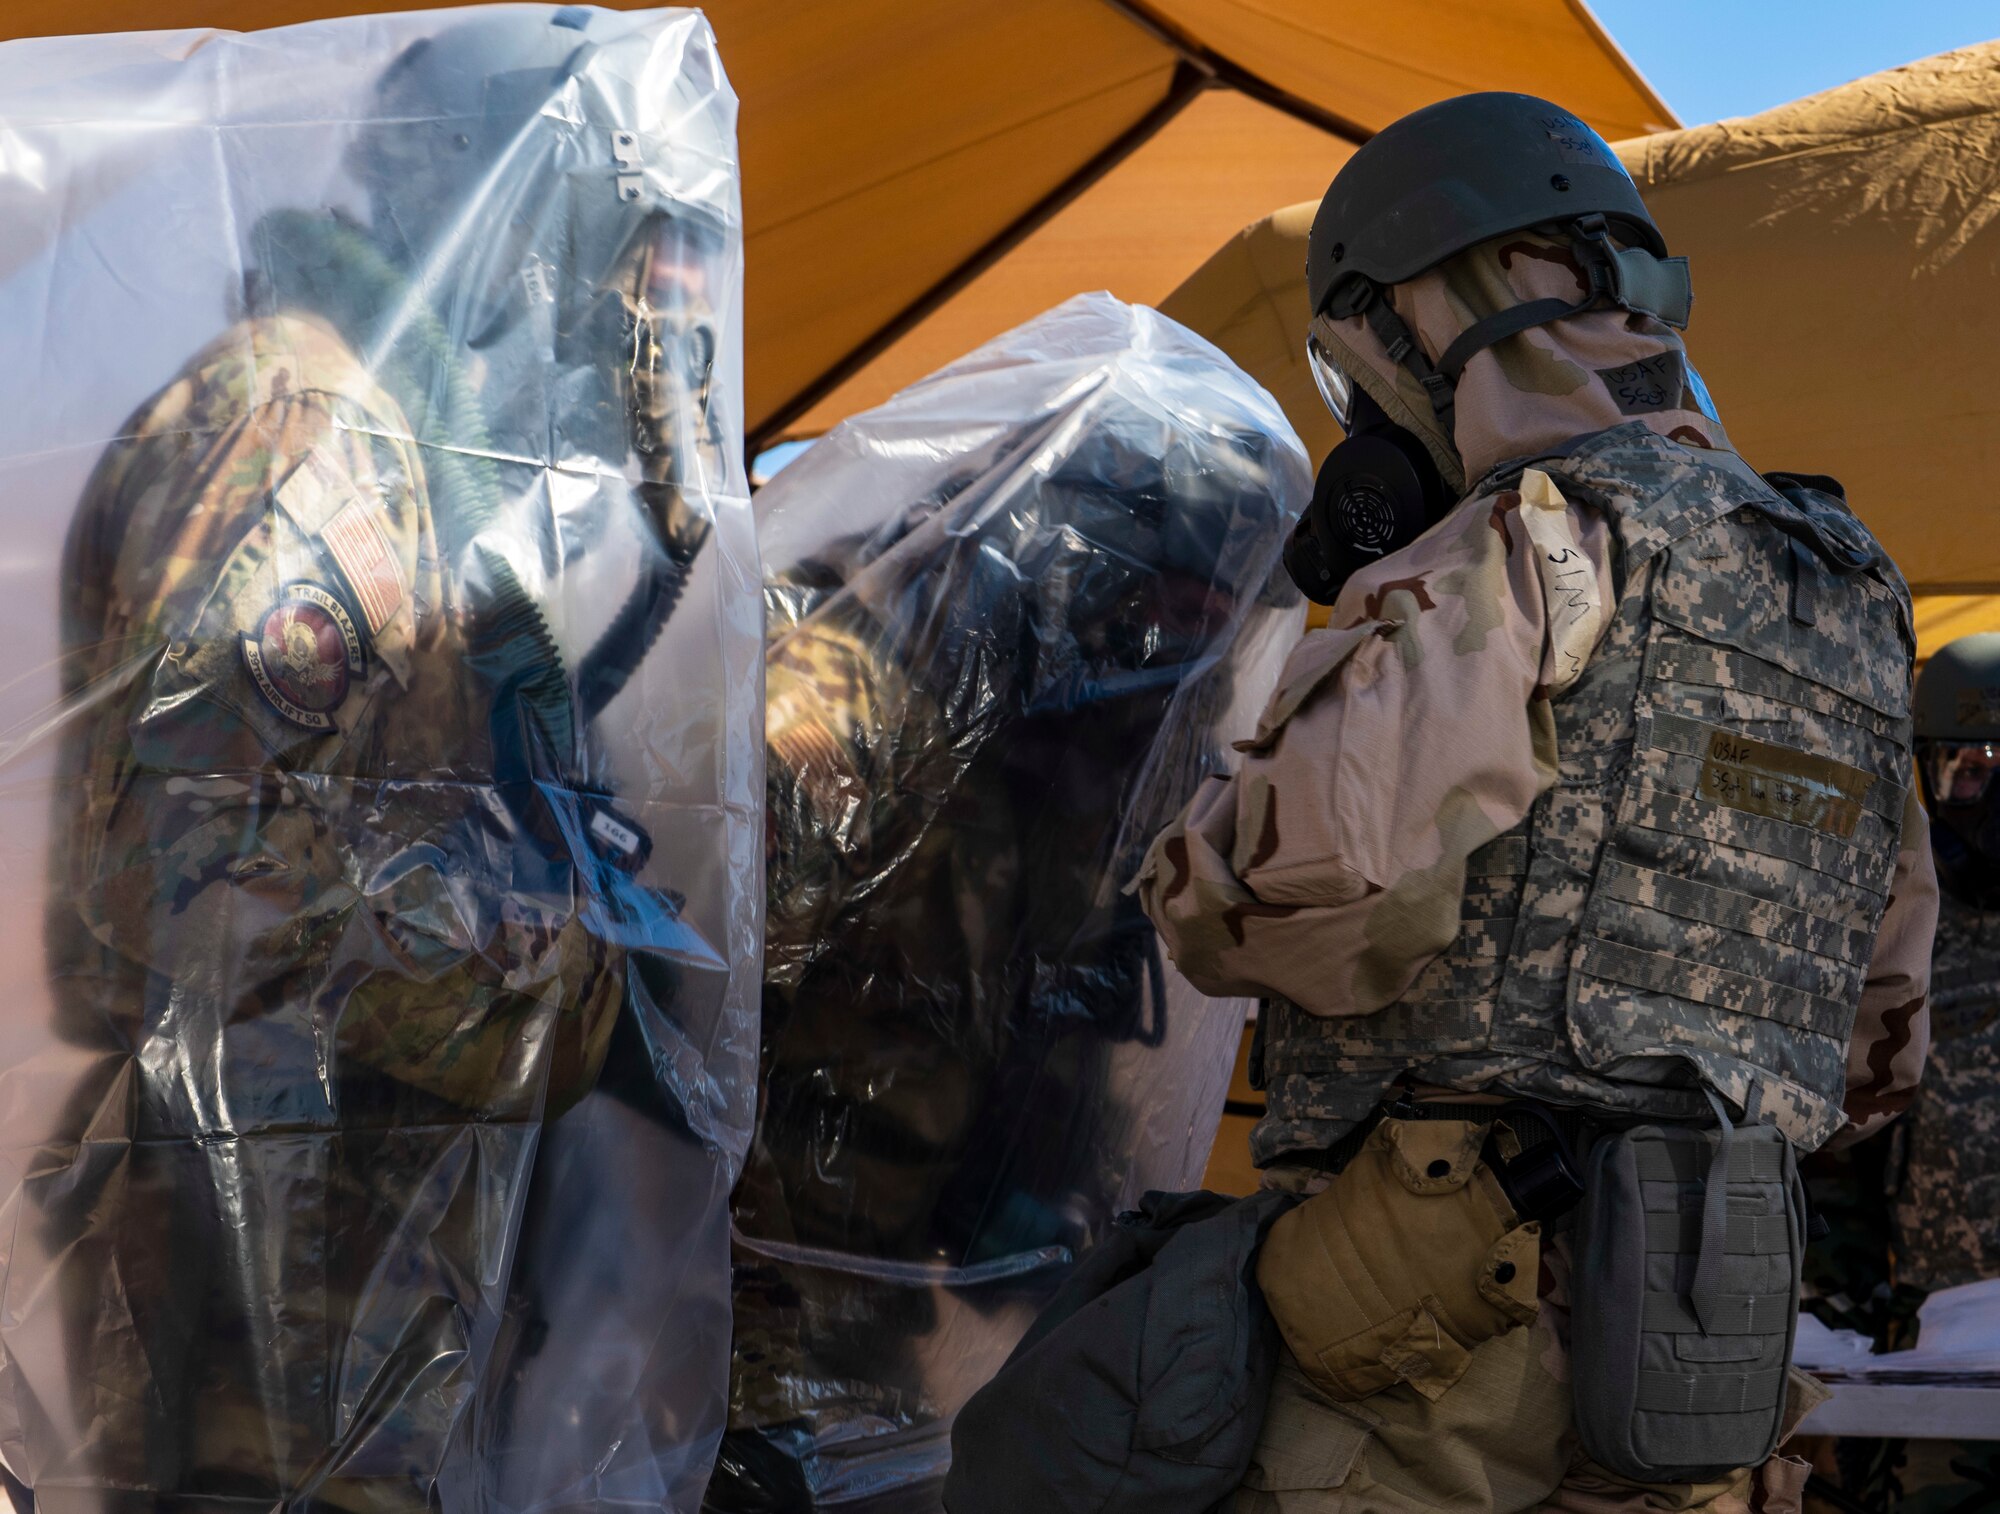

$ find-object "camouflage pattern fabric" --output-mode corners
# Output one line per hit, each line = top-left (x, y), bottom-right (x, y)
(1141, 228), (1936, 1167)
(755, 597), (990, 1264)
(1893, 884), (2000, 1291)
(36, 313), (628, 1508)
(724, 598), (983, 1459)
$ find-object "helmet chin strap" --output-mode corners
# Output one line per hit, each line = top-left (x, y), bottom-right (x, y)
(1327, 215), (1694, 439)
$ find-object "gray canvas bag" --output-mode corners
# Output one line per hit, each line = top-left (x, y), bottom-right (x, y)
(1571, 1099), (1806, 1483)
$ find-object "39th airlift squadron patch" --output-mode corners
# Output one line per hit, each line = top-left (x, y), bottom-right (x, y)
(240, 580), (366, 730)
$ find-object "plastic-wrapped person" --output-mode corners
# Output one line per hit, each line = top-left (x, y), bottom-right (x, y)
(710, 294), (1309, 1511)
(0, 8), (758, 1509)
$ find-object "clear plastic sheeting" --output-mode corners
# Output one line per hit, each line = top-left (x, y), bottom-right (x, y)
(0, 7), (759, 1511)
(715, 294), (1309, 1511)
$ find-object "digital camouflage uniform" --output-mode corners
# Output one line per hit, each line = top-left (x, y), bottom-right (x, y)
(1141, 229), (1937, 1513)
(1894, 886), (2000, 1291)
(36, 310), (636, 1510)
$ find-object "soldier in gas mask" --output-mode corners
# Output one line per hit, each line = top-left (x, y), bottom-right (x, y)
(1899, 634), (2000, 1286)
(1143, 94), (1936, 1513)
(29, 12), (732, 1507)
(1796, 635), (2000, 1508)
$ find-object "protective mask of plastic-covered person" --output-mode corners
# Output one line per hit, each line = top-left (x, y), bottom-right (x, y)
(571, 200), (729, 530)
(249, 10), (725, 754)
(261, 12), (723, 522)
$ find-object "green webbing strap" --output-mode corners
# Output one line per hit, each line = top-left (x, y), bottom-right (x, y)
(1436, 297), (1588, 383)
(1641, 1290), (1787, 1337)
(1644, 1211), (1792, 1257)
(1360, 294), (1457, 431)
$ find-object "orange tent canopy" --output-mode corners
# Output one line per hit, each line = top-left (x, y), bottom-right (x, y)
(0, 0), (1672, 446)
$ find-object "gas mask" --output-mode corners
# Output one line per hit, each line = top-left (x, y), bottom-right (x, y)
(1283, 336), (1453, 606)
(1920, 738), (2000, 908)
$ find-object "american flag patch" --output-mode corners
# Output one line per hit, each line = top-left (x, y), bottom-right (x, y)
(320, 501), (406, 637)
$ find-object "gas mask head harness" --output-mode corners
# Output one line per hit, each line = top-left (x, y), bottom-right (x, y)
(1286, 92), (1691, 605)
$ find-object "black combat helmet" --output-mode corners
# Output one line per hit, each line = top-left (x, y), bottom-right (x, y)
(1916, 633), (2000, 744)
(1305, 92), (1690, 431)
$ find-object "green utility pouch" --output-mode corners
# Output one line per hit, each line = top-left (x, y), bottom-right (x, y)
(1571, 1104), (1805, 1483)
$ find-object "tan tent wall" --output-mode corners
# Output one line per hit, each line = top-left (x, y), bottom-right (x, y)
(1620, 45), (2000, 599)
(1163, 43), (2000, 650)
(0, 0), (1671, 445)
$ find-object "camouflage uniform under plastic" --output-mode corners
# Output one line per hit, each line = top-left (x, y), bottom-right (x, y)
(34, 314), (624, 1508)
(728, 561), (1172, 1460)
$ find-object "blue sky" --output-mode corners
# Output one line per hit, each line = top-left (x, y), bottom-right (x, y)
(1590, 0), (2000, 126)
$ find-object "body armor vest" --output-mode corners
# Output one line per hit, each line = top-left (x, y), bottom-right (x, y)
(1255, 426), (1916, 1165)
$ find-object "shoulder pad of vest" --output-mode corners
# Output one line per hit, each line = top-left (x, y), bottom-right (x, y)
(1753, 471), (1888, 582)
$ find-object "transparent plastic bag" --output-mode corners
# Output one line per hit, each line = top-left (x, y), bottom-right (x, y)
(0, 8), (759, 1509)
(715, 294), (1309, 1510)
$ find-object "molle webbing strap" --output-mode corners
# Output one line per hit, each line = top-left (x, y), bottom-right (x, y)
(1635, 1366), (1786, 1415)
(1640, 1291), (1789, 1337)
(1692, 1088), (1736, 1336)
(1645, 1210), (1792, 1256)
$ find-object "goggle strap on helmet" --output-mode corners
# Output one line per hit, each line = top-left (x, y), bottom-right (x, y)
(1573, 215), (1692, 330)
(1336, 214), (1693, 435)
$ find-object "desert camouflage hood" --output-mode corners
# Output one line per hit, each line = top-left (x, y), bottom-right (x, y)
(1312, 228), (1733, 496)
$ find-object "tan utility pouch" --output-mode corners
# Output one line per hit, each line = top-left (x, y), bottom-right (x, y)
(1255, 1117), (1541, 1402)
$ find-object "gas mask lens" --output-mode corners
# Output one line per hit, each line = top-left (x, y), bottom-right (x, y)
(1307, 334), (1355, 431)
(1927, 741), (2000, 805)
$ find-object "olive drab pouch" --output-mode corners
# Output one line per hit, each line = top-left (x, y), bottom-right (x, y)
(1254, 1118), (1542, 1404)
(1571, 1108), (1806, 1483)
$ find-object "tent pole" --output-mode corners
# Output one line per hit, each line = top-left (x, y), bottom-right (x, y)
(1089, 0), (1376, 145)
